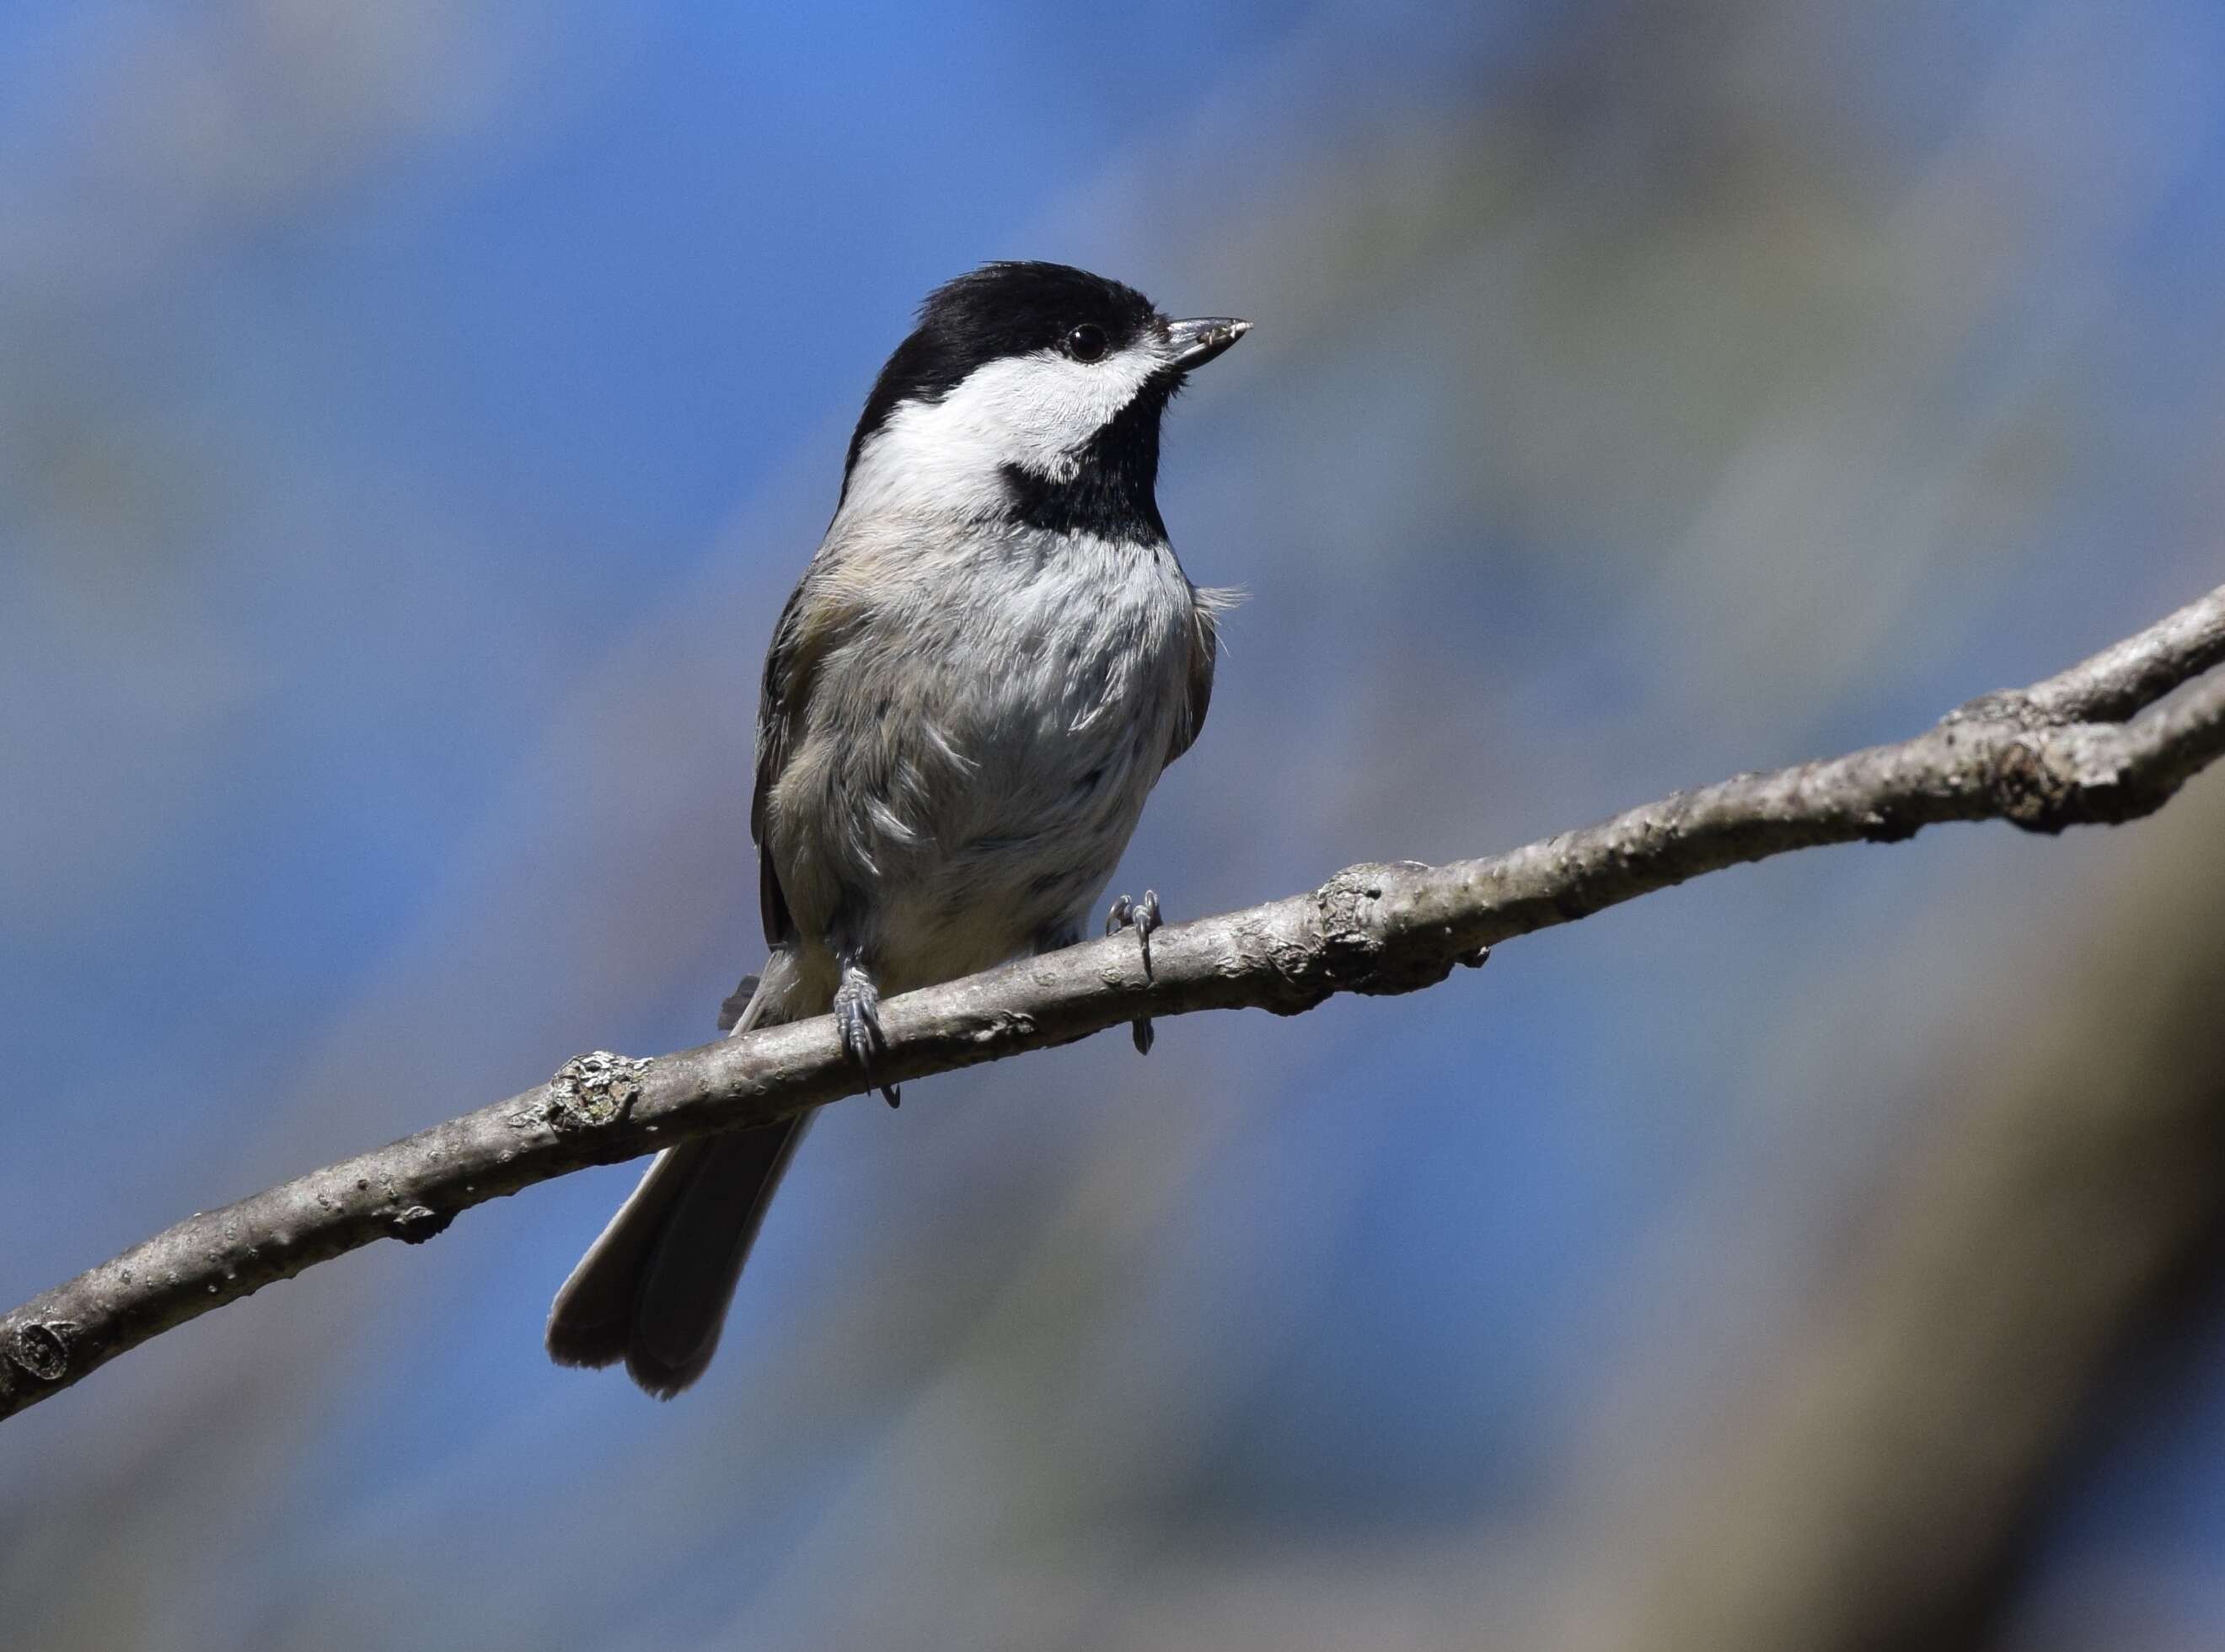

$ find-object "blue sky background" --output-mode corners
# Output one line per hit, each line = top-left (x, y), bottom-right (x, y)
(6, 3), (2225, 1647)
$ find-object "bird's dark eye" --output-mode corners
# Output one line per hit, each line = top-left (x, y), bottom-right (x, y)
(1064, 324), (1109, 363)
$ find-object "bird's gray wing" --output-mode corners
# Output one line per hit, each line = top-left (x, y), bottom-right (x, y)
(1164, 584), (1228, 771)
(751, 583), (803, 948)
(751, 567), (843, 947)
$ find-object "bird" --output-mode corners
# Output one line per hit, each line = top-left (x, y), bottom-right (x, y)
(546, 260), (1249, 1397)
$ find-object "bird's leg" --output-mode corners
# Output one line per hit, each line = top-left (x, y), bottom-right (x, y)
(1104, 889), (1162, 1055)
(833, 954), (900, 1108)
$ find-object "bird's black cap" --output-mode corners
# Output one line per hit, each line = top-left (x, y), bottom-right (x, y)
(844, 262), (1160, 476)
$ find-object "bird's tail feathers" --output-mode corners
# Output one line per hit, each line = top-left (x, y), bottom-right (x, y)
(545, 956), (810, 1397)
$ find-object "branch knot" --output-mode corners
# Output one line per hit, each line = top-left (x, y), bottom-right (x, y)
(1985, 733), (2086, 833)
(7, 1319), (75, 1384)
(533, 1051), (652, 1134)
(1313, 863), (1466, 998)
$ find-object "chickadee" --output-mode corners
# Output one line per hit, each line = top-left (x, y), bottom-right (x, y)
(547, 261), (1250, 1396)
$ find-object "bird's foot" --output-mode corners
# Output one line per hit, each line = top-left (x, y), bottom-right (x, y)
(834, 961), (900, 1108)
(1104, 889), (1162, 1055)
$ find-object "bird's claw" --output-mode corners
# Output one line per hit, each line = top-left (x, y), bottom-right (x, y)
(834, 965), (900, 1108)
(1104, 889), (1163, 1055)
(1105, 888), (1161, 952)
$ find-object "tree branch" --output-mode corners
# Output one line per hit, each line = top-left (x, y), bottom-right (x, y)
(6, 583), (2223, 1423)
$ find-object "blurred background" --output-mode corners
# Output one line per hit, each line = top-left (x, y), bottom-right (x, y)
(4, 2), (2225, 1647)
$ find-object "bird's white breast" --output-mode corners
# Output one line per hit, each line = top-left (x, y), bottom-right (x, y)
(769, 519), (1195, 991)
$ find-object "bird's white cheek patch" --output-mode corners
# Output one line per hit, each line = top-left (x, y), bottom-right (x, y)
(967, 343), (1162, 477)
(841, 342), (1166, 521)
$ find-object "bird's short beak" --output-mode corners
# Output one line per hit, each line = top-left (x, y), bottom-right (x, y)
(1163, 316), (1252, 372)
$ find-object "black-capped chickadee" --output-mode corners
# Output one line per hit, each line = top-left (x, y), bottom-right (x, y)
(547, 262), (1250, 1396)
